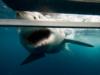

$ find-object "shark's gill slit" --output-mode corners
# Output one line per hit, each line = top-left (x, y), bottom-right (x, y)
(26, 29), (51, 45)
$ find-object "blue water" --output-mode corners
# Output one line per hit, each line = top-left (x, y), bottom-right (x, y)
(0, 0), (100, 75)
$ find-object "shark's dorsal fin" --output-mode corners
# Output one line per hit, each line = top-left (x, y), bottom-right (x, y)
(63, 39), (94, 47)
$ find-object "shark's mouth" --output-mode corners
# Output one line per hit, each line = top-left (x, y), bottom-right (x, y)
(25, 29), (51, 46)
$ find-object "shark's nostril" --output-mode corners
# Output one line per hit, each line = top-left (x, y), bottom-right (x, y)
(26, 29), (51, 44)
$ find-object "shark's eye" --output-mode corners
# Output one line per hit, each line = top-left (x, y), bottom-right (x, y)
(26, 29), (51, 44)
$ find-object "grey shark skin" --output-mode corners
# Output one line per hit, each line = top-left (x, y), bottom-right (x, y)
(19, 27), (94, 65)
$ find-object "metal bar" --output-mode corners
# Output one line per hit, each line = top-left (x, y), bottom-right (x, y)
(0, 19), (100, 28)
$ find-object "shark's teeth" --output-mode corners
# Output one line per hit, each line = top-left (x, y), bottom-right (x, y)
(35, 39), (48, 47)
(34, 34), (55, 47)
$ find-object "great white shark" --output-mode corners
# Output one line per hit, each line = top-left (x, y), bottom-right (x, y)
(17, 11), (94, 65)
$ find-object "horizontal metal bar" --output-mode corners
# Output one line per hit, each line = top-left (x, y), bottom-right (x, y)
(0, 19), (100, 28)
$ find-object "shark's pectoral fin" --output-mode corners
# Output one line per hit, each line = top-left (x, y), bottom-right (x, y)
(21, 53), (45, 65)
(64, 39), (94, 47)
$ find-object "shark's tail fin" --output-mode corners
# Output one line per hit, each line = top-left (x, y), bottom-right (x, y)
(21, 53), (45, 65)
(64, 39), (94, 47)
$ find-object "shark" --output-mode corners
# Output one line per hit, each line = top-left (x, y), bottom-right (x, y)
(17, 11), (94, 65)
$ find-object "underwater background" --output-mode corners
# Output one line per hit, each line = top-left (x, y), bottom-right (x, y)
(0, 0), (100, 75)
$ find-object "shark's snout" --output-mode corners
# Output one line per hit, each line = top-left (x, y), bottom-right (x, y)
(25, 29), (51, 46)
